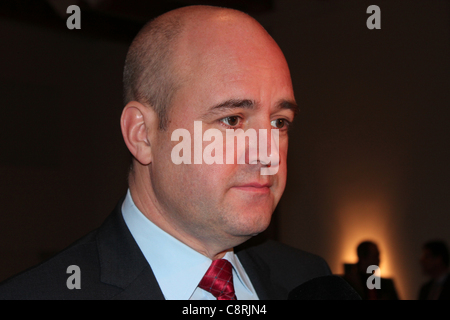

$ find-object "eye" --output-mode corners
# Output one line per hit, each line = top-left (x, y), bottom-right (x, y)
(271, 119), (289, 129)
(220, 116), (242, 127)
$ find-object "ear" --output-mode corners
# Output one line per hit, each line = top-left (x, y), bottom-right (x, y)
(121, 101), (158, 165)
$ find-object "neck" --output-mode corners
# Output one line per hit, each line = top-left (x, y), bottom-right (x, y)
(128, 166), (239, 260)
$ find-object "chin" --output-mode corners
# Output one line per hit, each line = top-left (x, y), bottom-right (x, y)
(228, 209), (273, 238)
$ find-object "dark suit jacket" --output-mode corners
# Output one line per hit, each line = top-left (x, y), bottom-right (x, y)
(0, 198), (331, 300)
(418, 274), (450, 300)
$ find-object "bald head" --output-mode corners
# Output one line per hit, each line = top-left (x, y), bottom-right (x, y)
(123, 5), (282, 130)
(121, 5), (296, 258)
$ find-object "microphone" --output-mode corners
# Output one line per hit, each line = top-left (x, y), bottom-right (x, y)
(288, 275), (361, 300)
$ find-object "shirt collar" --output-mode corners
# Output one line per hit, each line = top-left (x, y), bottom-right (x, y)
(223, 250), (255, 297)
(121, 189), (254, 300)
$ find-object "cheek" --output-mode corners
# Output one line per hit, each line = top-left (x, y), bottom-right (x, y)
(155, 129), (236, 189)
(273, 141), (288, 194)
(278, 139), (288, 172)
(192, 163), (237, 192)
(274, 165), (287, 199)
(170, 162), (236, 200)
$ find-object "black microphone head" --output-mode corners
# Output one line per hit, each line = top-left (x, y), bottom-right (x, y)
(288, 275), (361, 300)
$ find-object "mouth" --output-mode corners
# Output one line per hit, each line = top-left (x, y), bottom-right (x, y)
(232, 182), (272, 193)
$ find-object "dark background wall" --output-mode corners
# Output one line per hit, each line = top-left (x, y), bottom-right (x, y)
(1, 0), (449, 300)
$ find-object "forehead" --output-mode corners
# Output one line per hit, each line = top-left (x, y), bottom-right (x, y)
(183, 19), (290, 81)
(169, 18), (295, 120)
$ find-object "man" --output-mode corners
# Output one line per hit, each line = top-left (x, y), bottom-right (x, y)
(418, 240), (450, 300)
(0, 5), (330, 300)
(343, 241), (399, 300)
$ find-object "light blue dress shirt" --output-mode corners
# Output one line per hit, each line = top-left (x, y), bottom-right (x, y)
(121, 189), (259, 300)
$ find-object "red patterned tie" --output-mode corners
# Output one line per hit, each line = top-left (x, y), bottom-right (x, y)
(198, 259), (237, 300)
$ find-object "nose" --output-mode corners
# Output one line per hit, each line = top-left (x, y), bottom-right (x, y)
(228, 121), (280, 175)
(252, 124), (280, 175)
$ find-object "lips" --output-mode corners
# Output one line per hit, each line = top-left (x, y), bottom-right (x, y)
(237, 182), (271, 188)
(232, 182), (272, 193)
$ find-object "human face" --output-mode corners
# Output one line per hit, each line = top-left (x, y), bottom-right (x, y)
(148, 17), (297, 252)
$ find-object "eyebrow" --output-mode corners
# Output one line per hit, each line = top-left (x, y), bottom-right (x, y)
(203, 98), (299, 118)
(207, 99), (257, 113)
(277, 99), (299, 116)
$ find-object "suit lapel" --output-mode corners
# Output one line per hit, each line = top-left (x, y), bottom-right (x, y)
(95, 199), (165, 300)
(236, 247), (287, 300)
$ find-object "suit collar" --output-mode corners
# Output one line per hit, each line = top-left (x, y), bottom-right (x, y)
(236, 244), (288, 300)
(95, 198), (165, 299)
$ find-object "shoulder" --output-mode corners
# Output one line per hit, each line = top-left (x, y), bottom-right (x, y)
(243, 239), (323, 260)
(244, 240), (330, 272)
(0, 230), (116, 300)
(0, 196), (135, 300)
(237, 240), (331, 292)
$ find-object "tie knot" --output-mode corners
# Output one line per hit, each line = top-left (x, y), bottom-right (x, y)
(198, 259), (237, 300)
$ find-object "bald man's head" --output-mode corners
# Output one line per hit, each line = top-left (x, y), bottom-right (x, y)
(122, 6), (267, 130)
(121, 5), (296, 257)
